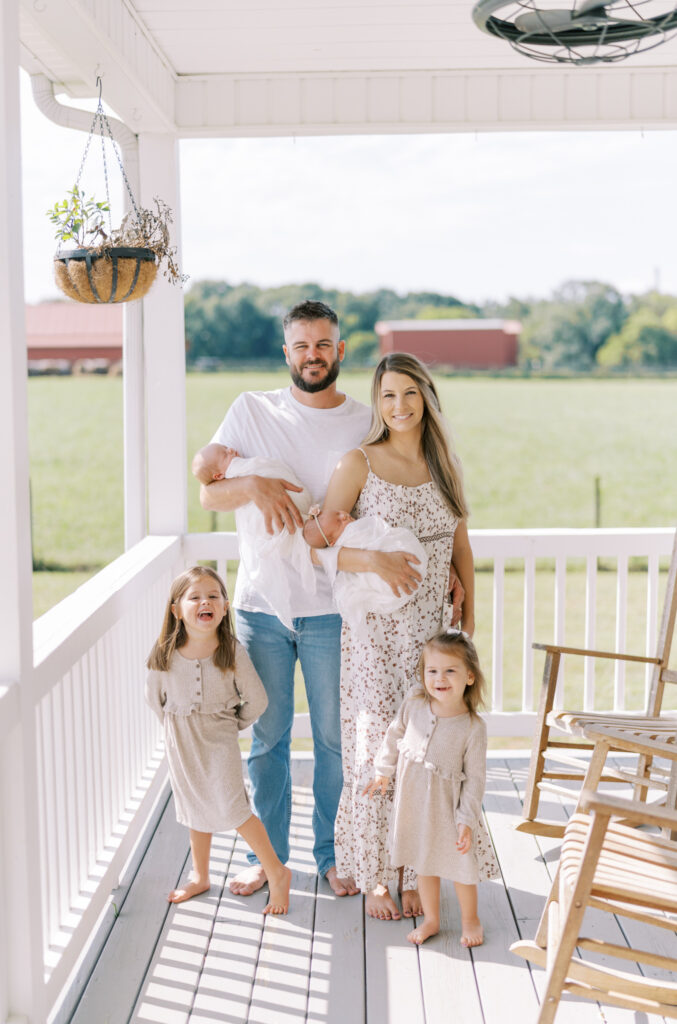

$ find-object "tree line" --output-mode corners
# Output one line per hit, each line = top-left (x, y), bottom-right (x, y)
(184, 279), (677, 371)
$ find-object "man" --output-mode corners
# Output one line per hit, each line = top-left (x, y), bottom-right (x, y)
(195, 300), (371, 897)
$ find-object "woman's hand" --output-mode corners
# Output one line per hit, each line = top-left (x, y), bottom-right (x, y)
(363, 776), (389, 798)
(446, 568), (465, 626)
(456, 823), (472, 854)
(371, 550), (422, 597)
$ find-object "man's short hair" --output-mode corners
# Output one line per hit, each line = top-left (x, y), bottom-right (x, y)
(283, 300), (339, 331)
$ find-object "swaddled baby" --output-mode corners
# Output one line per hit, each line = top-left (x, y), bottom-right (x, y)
(303, 507), (428, 640)
(194, 443), (315, 629)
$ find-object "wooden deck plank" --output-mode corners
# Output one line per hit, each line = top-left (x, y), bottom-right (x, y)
(70, 792), (190, 1024)
(131, 828), (237, 1024)
(188, 837), (269, 1024)
(417, 879), (484, 1024)
(364, 886), (425, 1024)
(307, 876), (364, 1024)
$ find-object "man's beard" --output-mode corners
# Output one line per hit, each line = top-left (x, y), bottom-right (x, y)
(289, 357), (340, 393)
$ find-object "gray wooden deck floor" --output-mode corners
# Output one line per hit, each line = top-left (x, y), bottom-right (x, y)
(66, 754), (676, 1024)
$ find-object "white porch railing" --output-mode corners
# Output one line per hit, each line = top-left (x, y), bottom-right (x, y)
(0, 526), (673, 1023)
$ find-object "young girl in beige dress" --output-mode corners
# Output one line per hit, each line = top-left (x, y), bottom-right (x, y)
(145, 565), (291, 912)
(365, 629), (499, 946)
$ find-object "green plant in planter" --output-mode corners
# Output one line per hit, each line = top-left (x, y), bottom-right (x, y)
(47, 184), (110, 248)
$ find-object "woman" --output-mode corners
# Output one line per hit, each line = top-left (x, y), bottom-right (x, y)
(323, 352), (474, 921)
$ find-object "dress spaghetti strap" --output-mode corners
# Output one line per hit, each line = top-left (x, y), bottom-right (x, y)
(357, 446), (372, 471)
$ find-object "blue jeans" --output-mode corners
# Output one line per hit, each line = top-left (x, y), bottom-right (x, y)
(235, 609), (343, 877)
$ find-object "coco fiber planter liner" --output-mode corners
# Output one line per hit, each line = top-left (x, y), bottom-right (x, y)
(54, 246), (157, 304)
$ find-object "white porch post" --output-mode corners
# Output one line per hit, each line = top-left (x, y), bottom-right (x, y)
(138, 133), (187, 536)
(0, 3), (45, 1021)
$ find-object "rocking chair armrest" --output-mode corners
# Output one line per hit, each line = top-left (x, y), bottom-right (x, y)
(583, 724), (677, 760)
(579, 788), (677, 832)
(532, 642), (661, 666)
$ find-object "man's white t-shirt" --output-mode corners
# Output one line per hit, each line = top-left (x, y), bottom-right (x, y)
(211, 386), (371, 618)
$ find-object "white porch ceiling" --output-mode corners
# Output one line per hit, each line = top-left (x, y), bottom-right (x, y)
(18, 0), (677, 135)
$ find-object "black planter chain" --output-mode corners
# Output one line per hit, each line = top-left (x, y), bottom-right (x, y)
(57, 75), (141, 257)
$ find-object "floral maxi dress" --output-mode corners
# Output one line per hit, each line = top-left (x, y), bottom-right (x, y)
(334, 453), (458, 892)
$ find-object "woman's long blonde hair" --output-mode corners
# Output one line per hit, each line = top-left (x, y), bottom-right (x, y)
(363, 352), (468, 519)
(146, 566), (235, 672)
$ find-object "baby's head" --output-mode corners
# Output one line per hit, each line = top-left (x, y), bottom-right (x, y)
(303, 508), (355, 548)
(194, 443), (239, 485)
(417, 629), (486, 715)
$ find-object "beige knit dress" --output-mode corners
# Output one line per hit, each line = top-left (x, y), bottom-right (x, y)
(375, 692), (500, 883)
(145, 641), (267, 833)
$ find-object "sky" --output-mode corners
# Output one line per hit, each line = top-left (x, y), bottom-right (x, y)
(20, 68), (677, 307)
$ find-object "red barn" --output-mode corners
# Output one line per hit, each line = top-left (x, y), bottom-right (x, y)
(375, 319), (521, 369)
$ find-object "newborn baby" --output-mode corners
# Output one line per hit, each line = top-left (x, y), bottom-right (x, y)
(303, 507), (428, 640)
(194, 443), (314, 629)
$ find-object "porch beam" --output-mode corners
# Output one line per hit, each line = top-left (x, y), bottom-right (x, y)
(175, 68), (677, 137)
(139, 132), (187, 537)
(19, 0), (175, 132)
(0, 2), (45, 1020)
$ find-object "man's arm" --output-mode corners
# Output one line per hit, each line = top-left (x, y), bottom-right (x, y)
(196, 465), (304, 534)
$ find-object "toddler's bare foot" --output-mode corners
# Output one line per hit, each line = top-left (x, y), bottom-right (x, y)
(325, 866), (359, 897)
(263, 865), (292, 915)
(461, 917), (484, 947)
(400, 888), (423, 917)
(407, 918), (440, 945)
(229, 864), (267, 896)
(366, 885), (401, 920)
(168, 878), (210, 903)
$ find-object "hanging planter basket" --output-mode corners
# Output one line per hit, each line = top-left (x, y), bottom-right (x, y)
(54, 246), (157, 304)
(48, 78), (184, 305)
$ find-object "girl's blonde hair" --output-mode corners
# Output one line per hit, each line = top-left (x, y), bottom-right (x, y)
(363, 352), (469, 520)
(146, 566), (235, 672)
(417, 630), (487, 715)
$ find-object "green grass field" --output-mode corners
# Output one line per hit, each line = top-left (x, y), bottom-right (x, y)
(30, 371), (677, 589)
(28, 371), (677, 744)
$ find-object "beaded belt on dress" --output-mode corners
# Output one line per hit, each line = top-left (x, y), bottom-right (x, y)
(418, 530), (455, 543)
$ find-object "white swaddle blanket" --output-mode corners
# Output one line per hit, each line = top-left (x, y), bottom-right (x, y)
(316, 516), (428, 640)
(226, 456), (315, 629)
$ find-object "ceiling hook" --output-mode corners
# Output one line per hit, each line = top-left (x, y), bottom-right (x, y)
(96, 74), (103, 104)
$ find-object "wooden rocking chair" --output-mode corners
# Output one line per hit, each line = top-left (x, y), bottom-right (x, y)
(519, 528), (677, 838)
(512, 724), (677, 1024)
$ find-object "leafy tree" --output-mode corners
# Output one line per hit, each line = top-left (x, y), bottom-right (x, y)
(521, 280), (627, 370)
(598, 304), (677, 367)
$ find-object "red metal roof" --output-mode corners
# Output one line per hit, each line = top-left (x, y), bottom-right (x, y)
(25, 302), (122, 351)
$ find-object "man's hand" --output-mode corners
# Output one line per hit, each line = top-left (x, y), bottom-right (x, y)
(249, 476), (304, 534)
(447, 568), (465, 626)
(371, 551), (422, 597)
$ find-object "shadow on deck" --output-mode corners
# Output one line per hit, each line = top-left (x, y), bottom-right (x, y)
(64, 754), (675, 1024)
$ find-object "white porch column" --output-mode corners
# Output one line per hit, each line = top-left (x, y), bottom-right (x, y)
(0, 3), (45, 1021)
(138, 133), (187, 536)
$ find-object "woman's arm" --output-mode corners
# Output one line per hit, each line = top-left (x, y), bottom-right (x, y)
(321, 448), (422, 597)
(451, 520), (475, 636)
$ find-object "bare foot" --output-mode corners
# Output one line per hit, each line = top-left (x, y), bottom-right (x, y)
(407, 918), (440, 945)
(263, 865), (292, 915)
(229, 864), (267, 896)
(365, 885), (401, 920)
(400, 888), (423, 918)
(325, 866), (359, 897)
(168, 879), (210, 903)
(461, 917), (484, 947)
